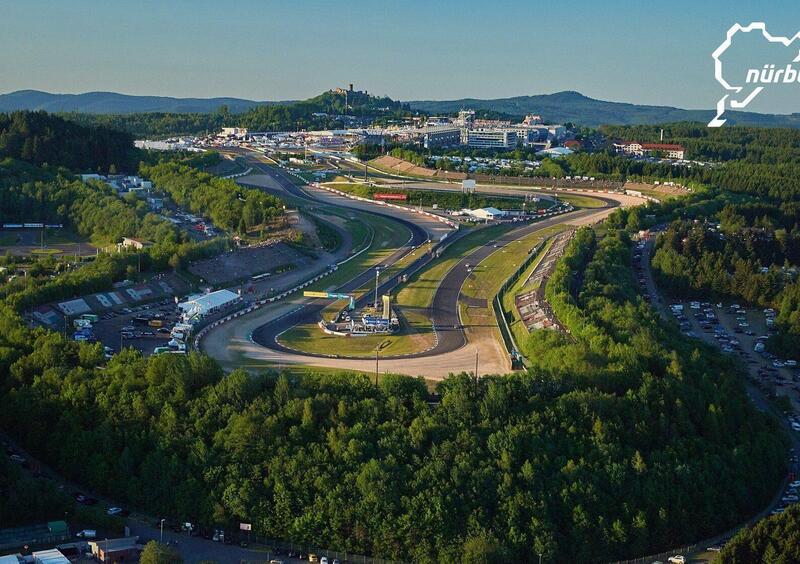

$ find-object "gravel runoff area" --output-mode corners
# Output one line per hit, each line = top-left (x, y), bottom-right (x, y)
(187, 242), (307, 285)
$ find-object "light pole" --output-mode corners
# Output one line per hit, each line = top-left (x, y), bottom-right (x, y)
(374, 267), (381, 309)
(160, 518), (166, 544)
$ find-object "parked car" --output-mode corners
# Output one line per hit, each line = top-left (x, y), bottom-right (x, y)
(73, 492), (98, 505)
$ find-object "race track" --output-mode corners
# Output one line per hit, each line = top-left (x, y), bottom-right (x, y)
(201, 150), (646, 377)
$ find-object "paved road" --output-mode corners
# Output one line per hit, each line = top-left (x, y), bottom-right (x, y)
(637, 236), (798, 561)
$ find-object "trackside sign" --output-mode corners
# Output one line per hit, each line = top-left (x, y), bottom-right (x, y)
(373, 193), (408, 201)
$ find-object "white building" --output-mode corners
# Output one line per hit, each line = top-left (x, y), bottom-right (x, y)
(463, 128), (519, 150)
(32, 549), (69, 564)
(516, 124), (567, 145)
(423, 126), (462, 149)
(178, 289), (240, 322)
(469, 207), (506, 220)
(614, 142), (685, 160)
(219, 127), (249, 138)
(536, 146), (574, 158)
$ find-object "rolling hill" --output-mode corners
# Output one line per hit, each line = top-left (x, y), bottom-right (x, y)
(0, 90), (284, 114)
(408, 91), (800, 128)
(3, 89), (800, 128)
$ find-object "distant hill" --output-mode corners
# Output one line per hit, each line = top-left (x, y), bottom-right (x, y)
(408, 91), (800, 128)
(3, 88), (800, 128)
(0, 90), (285, 114)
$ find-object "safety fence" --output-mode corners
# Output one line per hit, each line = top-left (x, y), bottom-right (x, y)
(491, 241), (547, 368)
(222, 167), (253, 179)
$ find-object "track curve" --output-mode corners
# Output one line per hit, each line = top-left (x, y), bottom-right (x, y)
(202, 151), (644, 375)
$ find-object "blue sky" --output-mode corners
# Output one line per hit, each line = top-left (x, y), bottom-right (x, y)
(2, 0), (800, 113)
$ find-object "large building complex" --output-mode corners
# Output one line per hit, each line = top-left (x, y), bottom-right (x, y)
(423, 126), (462, 149)
(462, 128), (519, 149)
(614, 141), (685, 160)
(178, 289), (241, 322)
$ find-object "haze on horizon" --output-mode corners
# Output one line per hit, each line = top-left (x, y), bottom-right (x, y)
(3, 0), (800, 114)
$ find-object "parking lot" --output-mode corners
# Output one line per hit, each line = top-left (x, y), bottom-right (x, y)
(91, 299), (184, 357)
(188, 242), (304, 286)
(637, 236), (800, 530)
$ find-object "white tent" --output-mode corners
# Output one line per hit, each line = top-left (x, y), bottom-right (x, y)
(178, 289), (239, 321)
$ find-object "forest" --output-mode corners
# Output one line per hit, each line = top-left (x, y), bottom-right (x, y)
(0, 111), (138, 173)
(0, 111), (791, 561)
(64, 90), (413, 137)
(650, 204), (800, 359)
(140, 161), (285, 234)
(0, 225), (787, 562)
(718, 504), (800, 563)
(600, 123), (800, 164)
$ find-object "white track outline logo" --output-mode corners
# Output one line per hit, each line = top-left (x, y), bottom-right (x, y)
(709, 22), (800, 127)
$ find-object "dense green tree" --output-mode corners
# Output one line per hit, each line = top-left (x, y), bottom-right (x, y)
(719, 505), (800, 563)
(0, 111), (136, 172)
(139, 541), (183, 564)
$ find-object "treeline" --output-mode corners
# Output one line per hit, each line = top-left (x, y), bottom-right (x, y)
(651, 220), (795, 304)
(521, 228), (785, 556)
(64, 110), (227, 139)
(650, 206), (800, 358)
(0, 297), (784, 562)
(140, 161), (284, 234)
(66, 90), (413, 137)
(2, 237), (228, 313)
(601, 123), (800, 164)
(719, 504), (800, 562)
(0, 111), (137, 172)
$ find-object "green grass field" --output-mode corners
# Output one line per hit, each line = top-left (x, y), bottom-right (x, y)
(395, 223), (513, 309)
(278, 319), (434, 358)
(30, 248), (63, 256)
(500, 237), (557, 347)
(461, 225), (567, 329)
(558, 194), (607, 209)
(304, 212), (410, 293)
(280, 227), (436, 357)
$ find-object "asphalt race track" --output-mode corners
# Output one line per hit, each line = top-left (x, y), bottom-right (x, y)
(202, 149), (636, 372)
